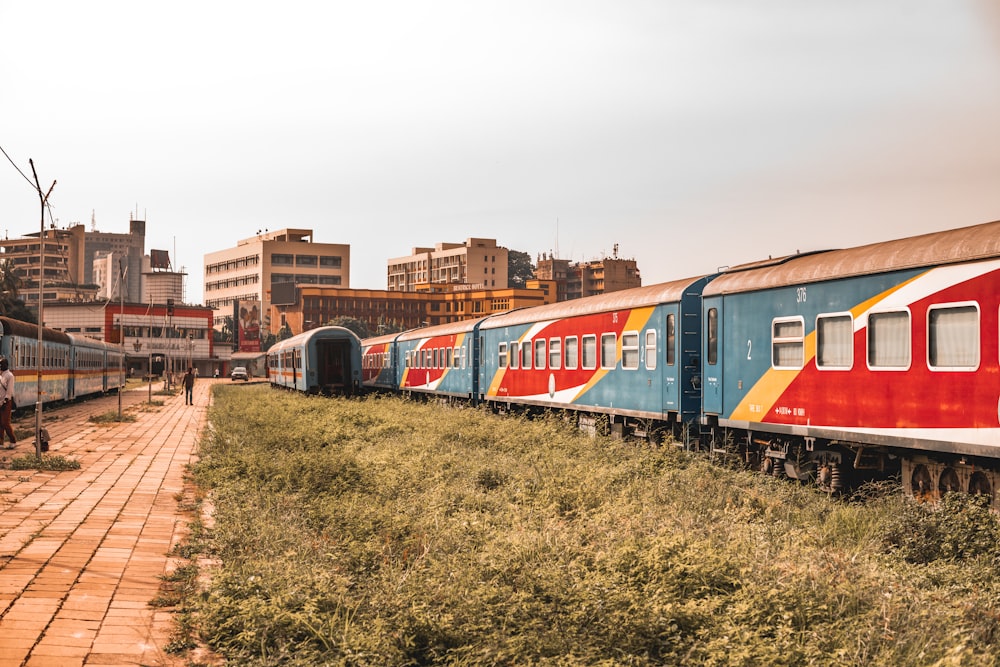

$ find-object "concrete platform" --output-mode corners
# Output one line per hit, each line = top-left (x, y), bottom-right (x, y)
(0, 379), (217, 667)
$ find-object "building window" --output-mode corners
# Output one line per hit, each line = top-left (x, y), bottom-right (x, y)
(296, 255), (318, 266)
(868, 310), (911, 369)
(272, 253), (294, 265)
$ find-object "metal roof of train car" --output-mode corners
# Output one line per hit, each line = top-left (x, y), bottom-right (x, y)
(394, 317), (490, 342)
(704, 219), (1000, 296)
(268, 325), (360, 354)
(479, 276), (708, 330)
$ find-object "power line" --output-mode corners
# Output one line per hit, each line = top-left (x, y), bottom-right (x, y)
(0, 142), (37, 190)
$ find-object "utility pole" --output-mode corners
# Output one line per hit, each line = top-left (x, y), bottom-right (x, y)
(29, 160), (54, 458)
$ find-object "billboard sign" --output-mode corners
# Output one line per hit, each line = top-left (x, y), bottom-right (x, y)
(237, 300), (261, 352)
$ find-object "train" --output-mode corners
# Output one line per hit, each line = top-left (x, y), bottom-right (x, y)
(0, 316), (125, 410)
(277, 220), (1000, 504)
(266, 326), (363, 395)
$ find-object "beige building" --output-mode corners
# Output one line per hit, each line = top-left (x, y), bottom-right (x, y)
(536, 253), (642, 301)
(387, 238), (508, 292)
(203, 229), (350, 333)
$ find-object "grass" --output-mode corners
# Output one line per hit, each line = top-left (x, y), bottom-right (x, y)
(172, 385), (1000, 666)
(88, 410), (138, 424)
(8, 454), (81, 471)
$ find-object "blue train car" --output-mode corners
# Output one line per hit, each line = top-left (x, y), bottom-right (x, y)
(267, 326), (363, 395)
(68, 333), (122, 398)
(700, 220), (1000, 497)
(392, 319), (483, 399)
(361, 331), (402, 391)
(477, 278), (711, 437)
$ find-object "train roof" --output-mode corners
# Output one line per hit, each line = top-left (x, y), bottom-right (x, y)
(704, 219), (1000, 296)
(267, 325), (361, 354)
(479, 276), (708, 330)
(0, 316), (72, 345)
(394, 317), (489, 342)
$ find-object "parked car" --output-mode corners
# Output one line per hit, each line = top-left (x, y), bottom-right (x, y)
(230, 366), (249, 381)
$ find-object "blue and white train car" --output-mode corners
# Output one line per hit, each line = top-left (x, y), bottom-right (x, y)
(67, 333), (122, 398)
(267, 326), (363, 395)
(476, 277), (712, 436)
(392, 319), (484, 400)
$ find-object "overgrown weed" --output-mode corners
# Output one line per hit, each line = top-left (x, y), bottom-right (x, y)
(170, 385), (1000, 666)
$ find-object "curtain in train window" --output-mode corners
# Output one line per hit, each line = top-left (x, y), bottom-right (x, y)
(582, 335), (597, 370)
(645, 330), (657, 371)
(534, 339), (546, 370)
(549, 338), (562, 370)
(772, 318), (805, 369)
(521, 340), (532, 369)
(868, 310), (911, 368)
(565, 336), (579, 370)
(622, 332), (639, 370)
(817, 314), (853, 368)
(928, 304), (978, 368)
(601, 333), (617, 370)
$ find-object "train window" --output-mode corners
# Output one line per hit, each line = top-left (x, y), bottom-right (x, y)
(816, 314), (853, 369)
(565, 336), (579, 370)
(707, 308), (718, 365)
(534, 339), (546, 370)
(772, 317), (805, 369)
(582, 335), (597, 370)
(622, 332), (639, 370)
(522, 340), (532, 369)
(498, 342), (508, 368)
(645, 330), (657, 370)
(601, 333), (617, 370)
(459, 346), (466, 369)
(868, 310), (911, 369)
(510, 342), (520, 369)
(928, 303), (979, 370)
(549, 338), (561, 370)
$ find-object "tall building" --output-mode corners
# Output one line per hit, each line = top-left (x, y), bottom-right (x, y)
(0, 216), (147, 305)
(270, 279), (557, 335)
(203, 229), (350, 334)
(387, 238), (509, 292)
(536, 251), (641, 301)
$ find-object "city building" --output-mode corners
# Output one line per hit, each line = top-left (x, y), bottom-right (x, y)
(203, 229), (350, 335)
(270, 279), (557, 336)
(536, 249), (641, 301)
(387, 238), (508, 292)
(42, 301), (220, 378)
(0, 216), (147, 306)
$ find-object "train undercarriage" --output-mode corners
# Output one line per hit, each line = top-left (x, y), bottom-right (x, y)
(571, 411), (1000, 507)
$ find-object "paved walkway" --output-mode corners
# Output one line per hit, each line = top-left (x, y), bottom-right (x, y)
(0, 379), (217, 667)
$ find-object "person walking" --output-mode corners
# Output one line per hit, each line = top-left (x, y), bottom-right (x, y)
(183, 366), (195, 405)
(0, 357), (16, 449)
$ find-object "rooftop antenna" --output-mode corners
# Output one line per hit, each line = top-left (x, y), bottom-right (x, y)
(555, 218), (559, 259)
(91, 210), (96, 232)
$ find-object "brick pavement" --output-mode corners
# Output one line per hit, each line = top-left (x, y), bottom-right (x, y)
(0, 378), (217, 667)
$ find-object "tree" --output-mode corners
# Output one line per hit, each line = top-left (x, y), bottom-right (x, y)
(508, 250), (535, 288)
(326, 316), (370, 339)
(0, 258), (35, 323)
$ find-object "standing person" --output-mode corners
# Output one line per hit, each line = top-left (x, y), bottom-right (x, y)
(183, 366), (195, 405)
(0, 357), (16, 449)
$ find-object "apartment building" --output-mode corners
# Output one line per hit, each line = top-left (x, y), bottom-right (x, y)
(387, 238), (508, 292)
(203, 229), (350, 333)
(536, 253), (641, 301)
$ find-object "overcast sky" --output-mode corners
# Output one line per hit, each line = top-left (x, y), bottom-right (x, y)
(3, 1), (999, 306)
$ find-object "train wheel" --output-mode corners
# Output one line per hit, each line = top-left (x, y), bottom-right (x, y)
(911, 464), (933, 500)
(969, 471), (993, 499)
(938, 467), (961, 496)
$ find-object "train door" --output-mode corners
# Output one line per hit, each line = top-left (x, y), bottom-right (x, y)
(702, 296), (724, 416)
(661, 306), (680, 415)
(316, 339), (351, 394)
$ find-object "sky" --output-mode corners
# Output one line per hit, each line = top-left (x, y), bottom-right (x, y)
(3, 1), (999, 306)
